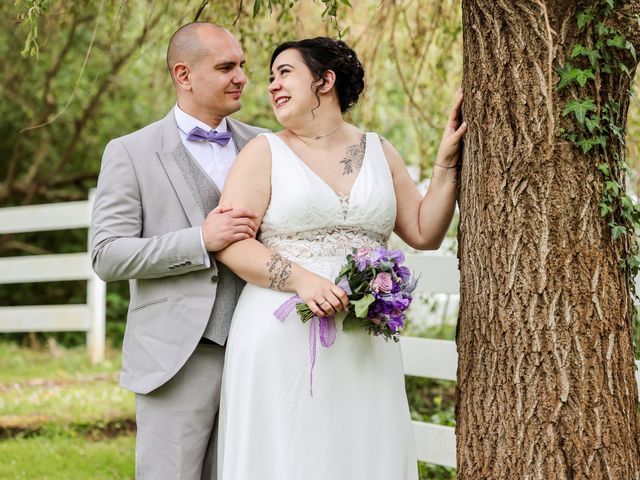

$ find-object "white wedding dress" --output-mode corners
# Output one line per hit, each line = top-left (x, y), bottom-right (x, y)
(217, 132), (418, 480)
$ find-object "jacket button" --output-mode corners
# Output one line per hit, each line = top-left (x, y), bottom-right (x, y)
(211, 274), (219, 282)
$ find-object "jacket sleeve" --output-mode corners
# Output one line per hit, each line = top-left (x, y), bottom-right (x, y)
(91, 139), (211, 282)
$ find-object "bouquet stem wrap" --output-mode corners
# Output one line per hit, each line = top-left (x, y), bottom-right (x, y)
(273, 276), (351, 396)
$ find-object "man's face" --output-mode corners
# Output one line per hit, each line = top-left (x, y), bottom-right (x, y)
(189, 28), (247, 119)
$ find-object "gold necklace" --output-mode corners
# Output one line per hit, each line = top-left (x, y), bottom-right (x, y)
(290, 124), (343, 147)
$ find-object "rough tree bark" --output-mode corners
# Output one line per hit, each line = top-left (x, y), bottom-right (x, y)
(457, 1), (640, 478)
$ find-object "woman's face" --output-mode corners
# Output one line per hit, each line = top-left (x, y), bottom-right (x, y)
(269, 49), (322, 126)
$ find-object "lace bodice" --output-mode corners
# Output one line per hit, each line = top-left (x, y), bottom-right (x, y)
(259, 133), (397, 275)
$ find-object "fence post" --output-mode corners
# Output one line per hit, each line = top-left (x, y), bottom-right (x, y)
(86, 189), (106, 363)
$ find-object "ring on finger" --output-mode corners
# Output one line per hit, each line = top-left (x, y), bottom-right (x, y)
(318, 300), (327, 306)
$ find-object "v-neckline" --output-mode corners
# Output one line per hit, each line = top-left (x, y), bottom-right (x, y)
(273, 132), (368, 201)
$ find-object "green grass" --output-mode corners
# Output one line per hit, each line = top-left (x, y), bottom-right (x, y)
(0, 343), (134, 436)
(0, 341), (458, 479)
(0, 343), (121, 384)
(0, 434), (135, 479)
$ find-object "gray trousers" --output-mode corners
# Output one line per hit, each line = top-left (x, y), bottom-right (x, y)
(135, 343), (225, 480)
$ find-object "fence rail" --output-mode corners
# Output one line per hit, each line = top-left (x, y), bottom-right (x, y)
(1, 199), (639, 469)
(0, 193), (105, 363)
(402, 253), (640, 468)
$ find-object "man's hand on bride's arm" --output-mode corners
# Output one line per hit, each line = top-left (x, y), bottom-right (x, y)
(202, 205), (259, 252)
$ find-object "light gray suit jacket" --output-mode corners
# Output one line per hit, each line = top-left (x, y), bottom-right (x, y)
(91, 110), (268, 394)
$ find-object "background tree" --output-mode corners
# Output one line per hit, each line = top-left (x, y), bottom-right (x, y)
(457, 1), (640, 478)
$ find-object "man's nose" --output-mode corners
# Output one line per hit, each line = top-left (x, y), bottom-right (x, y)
(233, 68), (247, 86)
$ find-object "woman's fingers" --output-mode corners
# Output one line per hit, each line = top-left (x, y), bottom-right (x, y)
(448, 92), (464, 124)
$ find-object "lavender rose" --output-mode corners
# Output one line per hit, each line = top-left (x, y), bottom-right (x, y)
(370, 272), (393, 293)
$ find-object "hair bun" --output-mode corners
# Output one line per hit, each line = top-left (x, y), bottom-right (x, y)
(270, 37), (365, 113)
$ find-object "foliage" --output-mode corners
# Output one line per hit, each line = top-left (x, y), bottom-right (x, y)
(558, 0), (640, 350)
(0, 0), (464, 346)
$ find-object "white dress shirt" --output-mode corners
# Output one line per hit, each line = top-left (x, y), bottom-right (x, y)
(174, 104), (238, 267)
(174, 104), (237, 191)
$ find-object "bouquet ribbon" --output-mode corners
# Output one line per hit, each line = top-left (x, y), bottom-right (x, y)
(273, 276), (351, 396)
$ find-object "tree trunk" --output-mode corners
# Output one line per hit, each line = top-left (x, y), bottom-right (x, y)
(457, 1), (640, 478)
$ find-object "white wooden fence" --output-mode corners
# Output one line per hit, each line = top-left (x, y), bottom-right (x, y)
(1, 197), (639, 469)
(401, 253), (640, 469)
(0, 193), (106, 363)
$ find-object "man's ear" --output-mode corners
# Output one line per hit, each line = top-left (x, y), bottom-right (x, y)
(173, 63), (192, 91)
(318, 69), (336, 93)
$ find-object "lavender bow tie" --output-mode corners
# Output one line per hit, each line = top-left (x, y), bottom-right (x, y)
(186, 126), (232, 146)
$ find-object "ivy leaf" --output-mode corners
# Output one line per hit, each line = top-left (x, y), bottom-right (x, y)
(563, 97), (596, 124)
(340, 0), (353, 6)
(600, 202), (612, 217)
(577, 10), (595, 30)
(571, 45), (601, 66)
(628, 255), (640, 271)
(619, 62), (632, 77)
(607, 35), (625, 49)
(610, 223), (626, 241)
(610, 124), (623, 140)
(576, 69), (595, 86)
(556, 64), (595, 89)
(596, 22), (611, 37)
(604, 180), (620, 195)
(597, 163), (610, 177)
(626, 40), (637, 61)
(585, 115), (600, 133)
(577, 138), (595, 153)
(576, 135), (606, 154)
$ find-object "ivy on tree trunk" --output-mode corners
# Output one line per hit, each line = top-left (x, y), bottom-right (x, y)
(457, 1), (640, 478)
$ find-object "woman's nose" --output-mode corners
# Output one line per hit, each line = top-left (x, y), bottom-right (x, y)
(268, 79), (281, 94)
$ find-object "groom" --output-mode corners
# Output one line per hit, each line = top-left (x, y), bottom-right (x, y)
(91, 23), (268, 479)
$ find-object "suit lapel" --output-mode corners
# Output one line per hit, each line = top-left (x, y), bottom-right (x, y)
(157, 111), (205, 227)
(227, 117), (251, 153)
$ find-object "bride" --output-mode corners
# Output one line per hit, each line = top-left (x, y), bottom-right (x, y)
(215, 37), (466, 479)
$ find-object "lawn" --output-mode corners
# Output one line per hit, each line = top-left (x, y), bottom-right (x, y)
(0, 337), (457, 479)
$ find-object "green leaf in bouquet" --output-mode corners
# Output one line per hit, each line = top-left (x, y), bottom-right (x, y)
(353, 280), (370, 294)
(352, 293), (375, 318)
(342, 315), (362, 332)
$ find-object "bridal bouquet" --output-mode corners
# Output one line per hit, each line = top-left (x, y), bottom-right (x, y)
(274, 247), (416, 394)
(276, 247), (416, 343)
(290, 247), (417, 342)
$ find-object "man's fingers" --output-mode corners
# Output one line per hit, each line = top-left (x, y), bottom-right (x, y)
(212, 205), (233, 214)
(228, 208), (258, 219)
(232, 218), (258, 230)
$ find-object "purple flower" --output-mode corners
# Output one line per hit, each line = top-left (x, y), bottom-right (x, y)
(370, 272), (393, 293)
(387, 249), (405, 263)
(387, 315), (404, 333)
(354, 247), (372, 271)
(394, 265), (411, 283)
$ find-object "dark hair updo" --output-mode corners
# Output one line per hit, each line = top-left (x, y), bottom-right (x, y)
(270, 37), (365, 113)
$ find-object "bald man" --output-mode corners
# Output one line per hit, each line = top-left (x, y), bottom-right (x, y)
(91, 23), (268, 479)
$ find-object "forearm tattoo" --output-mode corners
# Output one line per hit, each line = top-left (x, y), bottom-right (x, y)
(340, 134), (366, 175)
(266, 253), (292, 291)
